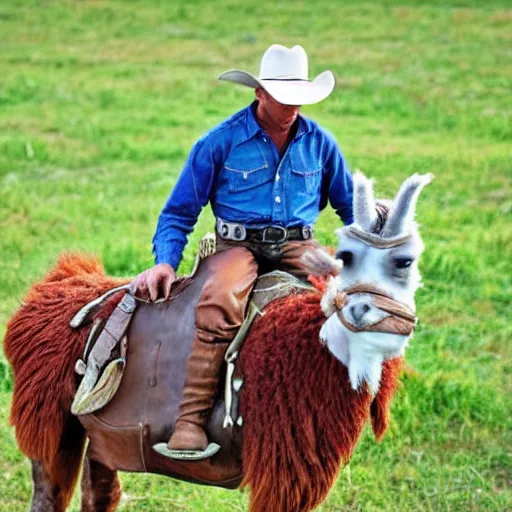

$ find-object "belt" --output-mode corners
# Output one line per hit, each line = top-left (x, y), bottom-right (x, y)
(216, 219), (313, 244)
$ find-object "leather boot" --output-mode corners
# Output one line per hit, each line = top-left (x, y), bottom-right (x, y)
(153, 247), (258, 461)
(153, 337), (229, 461)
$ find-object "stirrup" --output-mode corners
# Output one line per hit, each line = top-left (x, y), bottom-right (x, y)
(152, 442), (221, 461)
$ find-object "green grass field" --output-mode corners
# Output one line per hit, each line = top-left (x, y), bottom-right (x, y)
(1, 0), (511, 510)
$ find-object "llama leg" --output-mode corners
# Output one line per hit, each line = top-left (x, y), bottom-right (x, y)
(29, 413), (87, 511)
(30, 459), (67, 512)
(80, 456), (122, 512)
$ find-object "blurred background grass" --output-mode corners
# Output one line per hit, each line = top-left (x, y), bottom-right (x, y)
(0, 0), (511, 510)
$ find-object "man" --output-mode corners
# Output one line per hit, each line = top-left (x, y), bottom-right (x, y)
(133, 44), (354, 460)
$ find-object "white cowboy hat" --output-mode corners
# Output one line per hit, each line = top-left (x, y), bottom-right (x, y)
(218, 44), (335, 106)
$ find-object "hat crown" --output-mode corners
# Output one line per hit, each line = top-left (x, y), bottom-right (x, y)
(259, 44), (309, 81)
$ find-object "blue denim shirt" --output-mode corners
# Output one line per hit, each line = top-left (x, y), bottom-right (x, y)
(153, 102), (354, 269)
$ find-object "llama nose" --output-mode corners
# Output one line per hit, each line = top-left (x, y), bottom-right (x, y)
(350, 303), (371, 326)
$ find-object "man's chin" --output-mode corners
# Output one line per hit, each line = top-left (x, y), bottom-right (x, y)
(278, 113), (299, 128)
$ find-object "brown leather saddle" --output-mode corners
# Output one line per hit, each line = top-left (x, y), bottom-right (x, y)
(72, 258), (311, 488)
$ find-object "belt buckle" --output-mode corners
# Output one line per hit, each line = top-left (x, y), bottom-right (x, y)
(261, 225), (288, 244)
(217, 219), (246, 241)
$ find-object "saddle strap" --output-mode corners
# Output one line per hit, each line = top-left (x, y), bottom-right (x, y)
(223, 301), (262, 428)
(222, 271), (313, 429)
(70, 284), (132, 328)
(78, 293), (137, 393)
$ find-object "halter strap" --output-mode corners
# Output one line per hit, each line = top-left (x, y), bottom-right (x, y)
(346, 226), (410, 249)
(334, 285), (417, 336)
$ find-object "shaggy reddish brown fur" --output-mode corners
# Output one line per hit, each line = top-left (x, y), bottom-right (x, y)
(4, 253), (127, 508)
(239, 291), (403, 512)
(5, 254), (402, 512)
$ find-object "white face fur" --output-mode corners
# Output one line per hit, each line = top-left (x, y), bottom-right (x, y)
(319, 172), (431, 395)
(335, 229), (424, 310)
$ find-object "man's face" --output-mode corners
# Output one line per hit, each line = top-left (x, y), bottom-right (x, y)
(255, 88), (301, 129)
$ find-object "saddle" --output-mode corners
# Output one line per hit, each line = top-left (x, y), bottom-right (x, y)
(70, 237), (312, 487)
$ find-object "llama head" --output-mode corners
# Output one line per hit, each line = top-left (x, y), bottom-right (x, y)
(306, 172), (432, 394)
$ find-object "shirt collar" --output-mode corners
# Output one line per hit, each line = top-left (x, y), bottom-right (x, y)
(245, 101), (311, 141)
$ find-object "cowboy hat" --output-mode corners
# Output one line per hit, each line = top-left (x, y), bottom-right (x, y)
(218, 44), (335, 106)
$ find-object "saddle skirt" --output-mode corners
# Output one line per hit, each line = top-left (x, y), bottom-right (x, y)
(72, 259), (312, 488)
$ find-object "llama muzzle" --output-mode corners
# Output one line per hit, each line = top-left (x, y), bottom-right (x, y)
(334, 284), (417, 336)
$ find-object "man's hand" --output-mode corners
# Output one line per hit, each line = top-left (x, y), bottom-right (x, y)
(131, 263), (177, 301)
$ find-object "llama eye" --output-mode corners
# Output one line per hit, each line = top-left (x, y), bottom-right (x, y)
(394, 257), (413, 269)
(335, 250), (353, 266)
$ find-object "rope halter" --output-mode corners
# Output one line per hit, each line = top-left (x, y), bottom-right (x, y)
(334, 284), (418, 336)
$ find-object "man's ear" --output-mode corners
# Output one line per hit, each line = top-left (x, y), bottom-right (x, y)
(370, 358), (403, 441)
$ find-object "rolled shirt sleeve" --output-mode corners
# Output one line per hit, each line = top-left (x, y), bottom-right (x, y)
(152, 139), (216, 269)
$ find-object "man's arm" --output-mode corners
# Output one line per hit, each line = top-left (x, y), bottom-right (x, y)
(152, 138), (217, 270)
(322, 136), (354, 225)
(132, 138), (218, 301)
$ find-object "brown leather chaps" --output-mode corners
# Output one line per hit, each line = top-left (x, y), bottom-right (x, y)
(167, 238), (319, 454)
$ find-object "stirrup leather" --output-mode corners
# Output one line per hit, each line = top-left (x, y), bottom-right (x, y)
(71, 293), (136, 415)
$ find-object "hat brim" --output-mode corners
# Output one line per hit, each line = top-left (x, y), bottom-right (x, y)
(218, 70), (335, 106)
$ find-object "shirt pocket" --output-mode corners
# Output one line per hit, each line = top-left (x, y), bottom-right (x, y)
(290, 153), (322, 194)
(224, 155), (272, 192)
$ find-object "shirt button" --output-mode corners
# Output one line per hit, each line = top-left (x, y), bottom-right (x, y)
(263, 136), (267, 142)
(275, 196), (281, 203)
(275, 174), (280, 181)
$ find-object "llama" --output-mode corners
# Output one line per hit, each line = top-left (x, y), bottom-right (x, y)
(4, 172), (431, 511)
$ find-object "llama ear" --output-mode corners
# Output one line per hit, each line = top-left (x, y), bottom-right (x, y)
(381, 173), (433, 238)
(352, 171), (377, 231)
(370, 358), (403, 441)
